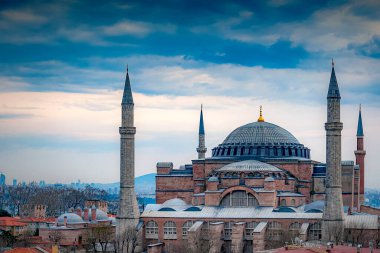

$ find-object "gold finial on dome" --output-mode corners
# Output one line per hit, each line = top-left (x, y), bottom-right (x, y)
(258, 105), (265, 122)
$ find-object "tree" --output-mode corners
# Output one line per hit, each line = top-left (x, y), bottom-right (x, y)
(0, 230), (17, 247)
(85, 225), (115, 253)
(48, 230), (65, 245)
(0, 209), (11, 217)
(113, 227), (139, 253)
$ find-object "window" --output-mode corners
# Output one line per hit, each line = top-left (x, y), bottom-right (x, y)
(146, 220), (158, 239)
(308, 222), (322, 240)
(289, 222), (301, 237)
(266, 222), (282, 241)
(245, 222), (259, 239)
(220, 190), (259, 207)
(281, 199), (286, 206)
(290, 199), (296, 206)
(224, 221), (233, 240)
(182, 220), (194, 238)
(164, 221), (177, 239)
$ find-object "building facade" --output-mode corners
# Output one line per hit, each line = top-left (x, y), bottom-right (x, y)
(133, 63), (379, 252)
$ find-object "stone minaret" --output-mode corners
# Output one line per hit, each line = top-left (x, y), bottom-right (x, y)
(322, 60), (344, 242)
(116, 67), (139, 236)
(355, 105), (366, 209)
(196, 105), (207, 159)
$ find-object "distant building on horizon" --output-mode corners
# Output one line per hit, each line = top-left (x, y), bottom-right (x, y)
(0, 173), (5, 185)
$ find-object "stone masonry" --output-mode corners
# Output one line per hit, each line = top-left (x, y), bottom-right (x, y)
(322, 62), (344, 242)
(116, 69), (140, 236)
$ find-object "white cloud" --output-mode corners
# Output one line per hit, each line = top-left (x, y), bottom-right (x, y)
(1, 10), (47, 24)
(0, 88), (379, 187)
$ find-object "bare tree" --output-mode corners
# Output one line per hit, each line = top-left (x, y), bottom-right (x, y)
(48, 230), (65, 245)
(3, 185), (107, 217)
(113, 227), (139, 253)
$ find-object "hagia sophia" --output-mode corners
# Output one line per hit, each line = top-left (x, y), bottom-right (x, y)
(116, 62), (380, 253)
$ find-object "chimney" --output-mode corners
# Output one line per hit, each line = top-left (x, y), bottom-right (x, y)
(84, 208), (89, 221)
(76, 207), (82, 217)
(91, 207), (96, 221)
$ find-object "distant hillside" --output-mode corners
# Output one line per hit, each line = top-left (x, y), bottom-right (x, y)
(90, 173), (156, 195)
(135, 173), (156, 194)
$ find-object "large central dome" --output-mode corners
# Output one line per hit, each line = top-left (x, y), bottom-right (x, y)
(211, 119), (310, 160)
(223, 121), (300, 146)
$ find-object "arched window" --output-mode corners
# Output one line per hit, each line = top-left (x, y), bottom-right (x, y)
(182, 220), (194, 238)
(290, 199), (296, 206)
(145, 220), (158, 239)
(245, 222), (259, 239)
(266, 222), (282, 240)
(281, 199), (286, 206)
(164, 221), (177, 239)
(289, 222), (301, 237)
(220, 190), (259, 207)
(308, 222), (322, 240)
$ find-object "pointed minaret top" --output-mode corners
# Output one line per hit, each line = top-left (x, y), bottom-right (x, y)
(357, 104), (364, 137)
(257, 105), (265, 122)
(327, 60), (341, 99)
(122, 66), (134, 104)
(199, 104), (205, 135)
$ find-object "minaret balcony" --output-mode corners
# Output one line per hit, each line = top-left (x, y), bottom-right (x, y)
(324, 122), (343, 131)
(119, 126), (136, 135)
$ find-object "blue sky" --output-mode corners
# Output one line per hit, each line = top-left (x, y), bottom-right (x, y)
(0, 0), (380, 187)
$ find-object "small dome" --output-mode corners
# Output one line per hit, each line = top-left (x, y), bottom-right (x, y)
(82, 209), (109, 221)
(162, 198), (187, 207)
(57, 213), (83, 225)
(216, 160), (282, 173)
(95, 209), (109, 221)
(208, 176), (219, 182)
(264, 177), (275, 182)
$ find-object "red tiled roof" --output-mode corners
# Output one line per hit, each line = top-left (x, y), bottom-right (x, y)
(276, 245), (380, 253)
(20, 217), (55, 223)
(4, 248), (40, 253)
(4, 247), (52, 253)
(0, 217), (28, 227)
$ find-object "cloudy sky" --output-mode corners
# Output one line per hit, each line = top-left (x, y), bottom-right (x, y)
(0, 0), (379, 187)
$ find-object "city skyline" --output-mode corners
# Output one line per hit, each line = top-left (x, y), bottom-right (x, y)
(1, 0), (380, 187)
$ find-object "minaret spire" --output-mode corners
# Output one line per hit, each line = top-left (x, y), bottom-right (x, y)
(197, 104), (207, 159)
(322, 60), (344, 242)
(122, 65), (133, 105)
(117, 67), (139, 242)
(357, 104), (364, 137)
(327, 59), (340, 99)
(355, 104), (366, 209)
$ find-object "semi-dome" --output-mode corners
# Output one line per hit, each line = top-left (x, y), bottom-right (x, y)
(212, 120), (310, 159)
(57, 213), (84, 225)
(216, 160), (282, 173)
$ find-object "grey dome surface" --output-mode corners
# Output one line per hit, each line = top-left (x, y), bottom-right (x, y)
(208, 176), (219, 182)
(94, 209), (109, 221)
(212, 121), (310, 159)
(223, 121), (299, 145)
(57, 213), (84, 225)
(216, 160), (282, 173)
(82, 209), (109, 221)
(162, 198), (187, 207)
